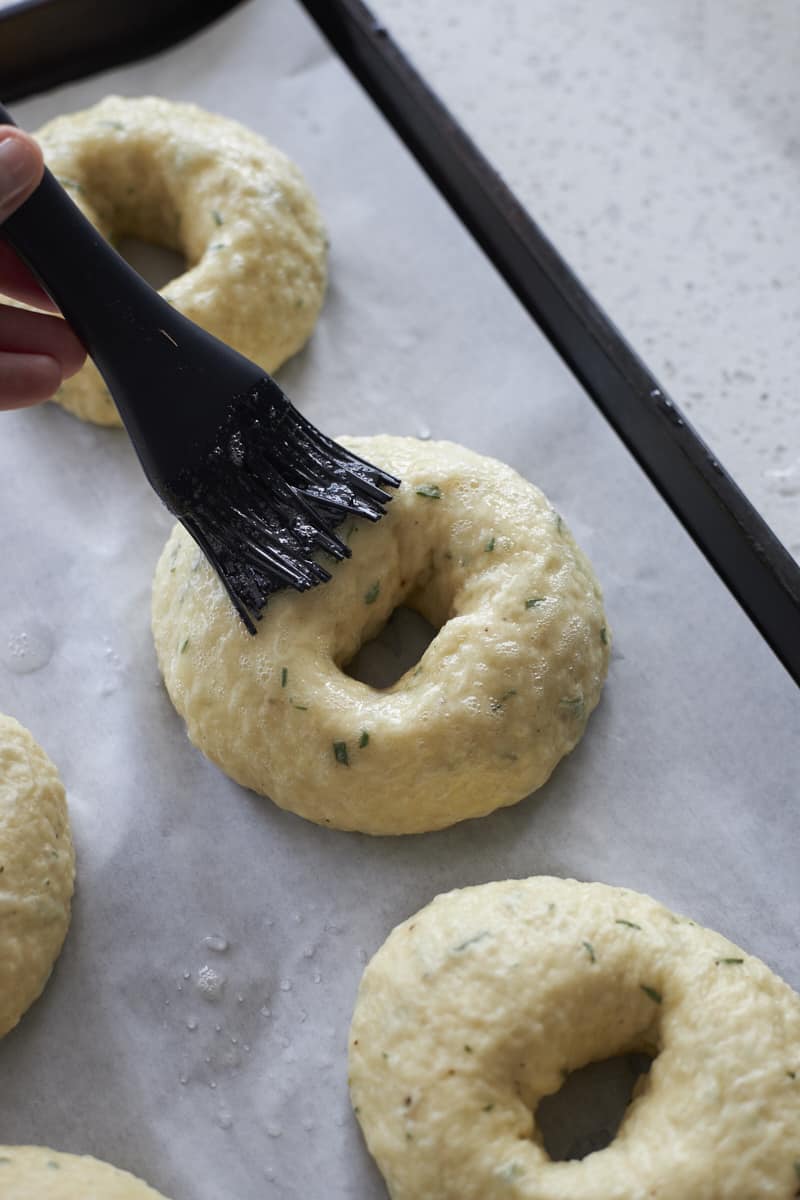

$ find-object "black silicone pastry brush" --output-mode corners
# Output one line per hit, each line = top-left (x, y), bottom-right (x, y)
(0, 101), (397, 633)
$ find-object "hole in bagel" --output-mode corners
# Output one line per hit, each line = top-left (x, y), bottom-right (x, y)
(344, 606), (437, 688)
(536, 1052), (653, 1161)
(115, 236), (187, 291)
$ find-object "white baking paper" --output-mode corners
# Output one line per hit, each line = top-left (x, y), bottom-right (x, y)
(1, 2), (798, 1197)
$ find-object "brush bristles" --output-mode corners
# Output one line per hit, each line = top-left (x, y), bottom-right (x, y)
(172, 380), (398, 633)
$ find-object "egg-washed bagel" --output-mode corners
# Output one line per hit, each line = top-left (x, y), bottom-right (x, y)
(151, 436), (609, 835)
(0, 715), (75, 1039)
(349, 876), (800, 1200)
(0, 1147), (171, 1198)
(33, 95), (327, 425)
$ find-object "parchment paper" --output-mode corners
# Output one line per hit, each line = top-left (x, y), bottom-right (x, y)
(1, 2), (798, 1197)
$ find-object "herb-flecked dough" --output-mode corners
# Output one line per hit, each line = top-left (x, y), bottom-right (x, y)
(32, 95), (327, 426)
(0, 716), (74, 1039)
(0, 1146), (171, 1199)
(349, 877), (800, 1199)
(151, 436), (610, 835)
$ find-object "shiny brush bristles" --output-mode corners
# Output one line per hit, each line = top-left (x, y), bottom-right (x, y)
(174, 380), (399, 633)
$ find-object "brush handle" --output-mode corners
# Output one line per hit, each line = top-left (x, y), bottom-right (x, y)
(0, 101), (262, 492)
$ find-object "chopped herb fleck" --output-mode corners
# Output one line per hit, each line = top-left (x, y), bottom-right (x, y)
(485, 537), (496, 552)
(600, 625), (608, 645)
(464, 1044), (473, 1053)
(359, 730), (369, 748)
(483, 1103), (495, 1112)
(47, 1161), (60, 1170)
(291, 701), (308, 711)
(616, 919), (641, 930)
(364, 581), (380, 605)
(453, 930), (491, 953)
(0, 1157), (12, 1164)
(211, 209), (223, 226)
(333, 741), (349, 766)
(98, 119), (125, 130)
(412, 665), (424, 677)
(582, 941), (596, 963)
(555, 513), (564, 533)
(280, 667), (288, 688)
(210, 241), (226, 251)
(491, 689), (517, 713)
(180, 638), (190, 654)
(715, 957), (744, 965)
(415, 484), (442, 499)
(525, 597), (545, 608)
(640, 984), (662, 1004)
(295, 297), (305, 308)
(786, 1070), (796, 1079)
(560, 696), (585, 717)
(498, 1162), (524, 1181)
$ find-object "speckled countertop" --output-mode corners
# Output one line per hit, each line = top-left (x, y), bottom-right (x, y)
(376, 0), (800, 558)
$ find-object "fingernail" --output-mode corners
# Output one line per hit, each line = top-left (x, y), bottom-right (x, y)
(0, 134), (40, 217)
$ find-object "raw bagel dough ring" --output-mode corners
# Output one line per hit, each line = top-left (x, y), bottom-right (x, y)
(0, 1147), (171, 1198)
(34, 95), (327, 426)
(151, 436), (609, 835)
(349, 877), (800, 1200)
(0, 715), (75, 1038)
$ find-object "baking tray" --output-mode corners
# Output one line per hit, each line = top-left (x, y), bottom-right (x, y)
(3, 0), (799, 685)
(0, 3), (798, 1199)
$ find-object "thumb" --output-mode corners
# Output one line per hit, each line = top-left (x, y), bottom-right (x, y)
(0, 129), (44, 223)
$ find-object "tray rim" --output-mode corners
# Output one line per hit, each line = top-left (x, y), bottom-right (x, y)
(1, 0), (798, 686)
(0, 0), (244, 102)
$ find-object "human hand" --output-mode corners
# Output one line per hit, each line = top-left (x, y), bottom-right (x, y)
(0, 128), (86, 410)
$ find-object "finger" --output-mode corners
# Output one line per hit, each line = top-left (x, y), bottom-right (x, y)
(0, 350), (61, 409)
(0, 239), (58, 312)
(0, 129), (44, 223)
(0, 302), (86, 379)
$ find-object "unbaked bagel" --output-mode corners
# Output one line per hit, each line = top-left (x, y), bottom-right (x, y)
(349, 876), (800, 1200)
(151, 436), (609, 834)
(0, 715), (75, 1038)
(33, 95), (327, 425)
(0, 1146), (171, 1198)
